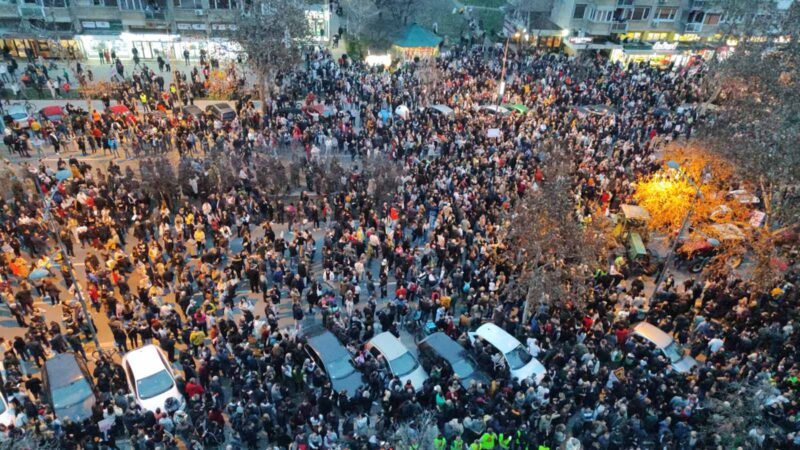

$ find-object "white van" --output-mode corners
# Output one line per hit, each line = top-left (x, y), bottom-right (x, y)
(632, 322), (698, 373)
(469, 323), (545, 382)
(122, 345), (185, 412)
(365, 332), (429, 392)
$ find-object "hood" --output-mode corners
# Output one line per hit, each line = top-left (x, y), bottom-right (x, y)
(399, 365), (429, 392)
(672, 356), (698, 373)
(461, 370), (491, 389)
(331, 371), (366, 398)
(55, 394), (96, 422)
(512, 358), (546, 383)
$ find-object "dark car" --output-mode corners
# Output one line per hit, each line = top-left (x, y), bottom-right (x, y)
(205, 103), (236, 121)
(418, 332), (490, 389)
(302, 327), (365, 397)
(178, 105), (204, 121)
(42, 353), (98, 421)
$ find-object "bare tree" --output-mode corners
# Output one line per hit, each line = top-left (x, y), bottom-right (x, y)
(374, 0), (418, 26)
(701, 2), (800, 228)
(361, 157), (402, 204)
(229, 0), (310, 113)
(339, 0), (380, 37)
(701, 376), (783, 448)
(499, 140), (609, 318)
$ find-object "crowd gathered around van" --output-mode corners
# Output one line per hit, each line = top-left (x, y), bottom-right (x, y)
(0, 40), (798, 450)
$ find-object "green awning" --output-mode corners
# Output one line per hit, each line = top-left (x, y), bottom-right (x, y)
(502, 103), (529, 113)
(393, 24), (443, 48)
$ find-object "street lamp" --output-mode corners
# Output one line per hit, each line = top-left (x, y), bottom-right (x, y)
(650, 160), (708, 303)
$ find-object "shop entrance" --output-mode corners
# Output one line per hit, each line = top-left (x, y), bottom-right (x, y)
(131, 41), (174, 60)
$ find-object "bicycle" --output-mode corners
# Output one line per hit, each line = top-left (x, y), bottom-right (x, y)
(92, 347), (119, 361)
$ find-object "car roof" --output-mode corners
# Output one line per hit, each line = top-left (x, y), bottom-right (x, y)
(420, 332), (467, 362)
(182, 105), (202, 112)
(306, 330), (349, 362)
(110, 105), (130, 112)
(429, 104), (454, 114)
(41, 106), (64, 114)
(367, 332), (408, 360)
(632, 322), (673, 348)
(123, 345), (167, 378)
(214, 103), (233, 110)
(8, 105), (27, 113)
(45, 353), (86, 389)
(473, 323), (520, 354)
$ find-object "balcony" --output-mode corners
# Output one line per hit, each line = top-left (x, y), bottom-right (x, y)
(611, 22), (628, 32)
(18, 0), (46, 18)
(0, 2), (18, 17)
(685, 22), (703, 32)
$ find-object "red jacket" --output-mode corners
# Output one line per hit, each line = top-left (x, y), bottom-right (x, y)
(185, 382), (204, 399)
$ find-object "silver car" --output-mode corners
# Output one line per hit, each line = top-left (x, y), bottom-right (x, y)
(632, 322), (698, 373)
(365, 332), (428, 391)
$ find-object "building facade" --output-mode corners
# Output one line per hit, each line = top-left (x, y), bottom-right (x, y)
(0, 0), (331, 61)
(549, 0), (791, 65)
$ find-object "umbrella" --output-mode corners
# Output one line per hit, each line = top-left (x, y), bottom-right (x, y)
(394, 105), (410, 118)
(55, 169), (73, 181)
(29, 268), (50, 281)
(502, 103), (529, 114)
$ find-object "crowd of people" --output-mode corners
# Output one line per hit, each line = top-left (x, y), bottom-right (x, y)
(0, 36), (798, 450)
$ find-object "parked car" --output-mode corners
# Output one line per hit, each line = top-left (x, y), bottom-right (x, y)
(427, 104), (454, 117)
(205, 103), (236, 121)
(7, 104), (31, 129)
(42, 353), (98, 421)
(0, 392), (14, 427)
(365, 332), (428, 391)
(108, 104), (137, 124)
(632, 322), (698, 373)
(418, 332), (490, 388)
(122, 345), (184, 412)
(178, 105), (204, 121)
(302, 326), (366, 397)
(39, 105), (67, 124)
(468, 323), (545, 382)
(725, 189), (760, 205)
(474, 104), (510, 116)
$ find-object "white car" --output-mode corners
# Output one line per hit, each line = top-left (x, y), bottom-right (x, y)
(122, 345), (184, 412)
(365, 332), (428, 392)
(632, 322), (698, 373)
(7, 105), (31, 129)
(0, 393), (14, 428)
(469, 323), (545, 382)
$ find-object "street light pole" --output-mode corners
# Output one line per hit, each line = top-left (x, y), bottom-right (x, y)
(32, 175), (101, 350)
(495, 30), (520, 120)
(649, 161), (707, 304)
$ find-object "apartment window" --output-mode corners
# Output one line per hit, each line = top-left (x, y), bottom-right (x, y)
(210, 0), (236, 9)
(654, 7), (678, 21)
(704, 13), (721, 25)
(119, 0), (143, 9)
(617, 0), (634, 5)
(175, 0), (200, 7)
(631, 6), (650, 21)
(616, 6), (650, 21)
(42, 0), (66, 5)
(573, 3), (587, 19)
(590, 8), (614, 23)
(687, 10), (704, 23)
